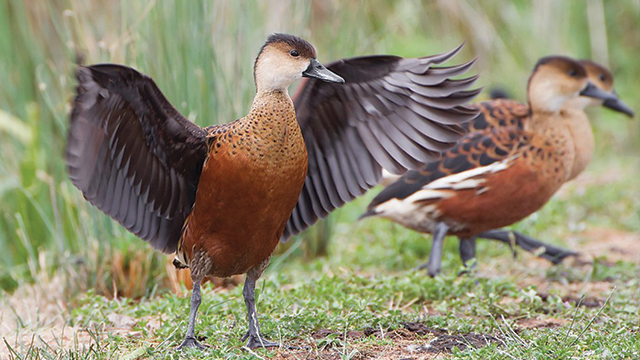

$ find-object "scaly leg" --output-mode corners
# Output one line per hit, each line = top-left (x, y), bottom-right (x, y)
(458, 237), (477, 273)
(417, 222), (449, 277)
(178, 270), (207, 350)
(478, 229), (577, 264)
(241, 258), (281, 349)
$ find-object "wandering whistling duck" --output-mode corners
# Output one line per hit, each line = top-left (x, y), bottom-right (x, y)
(361, 56), (621, 277)
(450, 59), (634, 270)
(66, 34), (478, 349)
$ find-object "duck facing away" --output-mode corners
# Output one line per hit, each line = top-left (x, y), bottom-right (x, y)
(361, 56), (619, 277)
(447, 59), (634, 271)
(66, 34), (478, 349)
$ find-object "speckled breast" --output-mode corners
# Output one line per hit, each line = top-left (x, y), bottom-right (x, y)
(180, 95), (308, 277)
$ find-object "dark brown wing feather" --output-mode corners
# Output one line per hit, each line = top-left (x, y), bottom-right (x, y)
(66, 64), (208, 253)
(283, 45), (480, 240)
(366, 126), (528, 209)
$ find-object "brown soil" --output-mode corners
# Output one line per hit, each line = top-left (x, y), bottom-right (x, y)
(572, 227), (640, 264)
(515, 317), (567, 329)
(270, 322), (500, 360)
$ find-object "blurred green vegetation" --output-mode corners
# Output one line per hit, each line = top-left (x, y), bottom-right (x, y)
(0, 0), (638, 297)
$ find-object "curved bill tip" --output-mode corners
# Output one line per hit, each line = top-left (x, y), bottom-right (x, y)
(603, 96), (635, 118)
(303, 58), (345, 84)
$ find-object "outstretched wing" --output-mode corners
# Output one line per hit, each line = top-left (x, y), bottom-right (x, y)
(283, 45), (480, 240)
(66, 64), (208, 253)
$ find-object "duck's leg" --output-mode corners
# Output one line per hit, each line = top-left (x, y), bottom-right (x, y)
(417, 222), (449, 277)
(178, 267), (207, 350)
(241, 258), (280, 349)
(478, 229), (577, 264)
(458, 237), (477, 274)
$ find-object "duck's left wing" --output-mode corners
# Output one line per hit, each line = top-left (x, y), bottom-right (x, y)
(282, 45), (480, 241)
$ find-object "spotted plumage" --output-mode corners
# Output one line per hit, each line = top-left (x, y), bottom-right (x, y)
(463, 99), (529, 132)
(363, 56), (623, 276)
(66, 33), (478, 349)
(366, 124), (567, 238)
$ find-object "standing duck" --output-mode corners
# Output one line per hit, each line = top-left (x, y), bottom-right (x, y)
(361, 56), (618, 277)
(66, 34), (478, 348)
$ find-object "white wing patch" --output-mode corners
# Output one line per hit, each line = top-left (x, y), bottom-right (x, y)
(380, 169), (402, 187)
(372, 198), (441, 233)
(373, 155), (518, 219)
(423, 155), (518, 192)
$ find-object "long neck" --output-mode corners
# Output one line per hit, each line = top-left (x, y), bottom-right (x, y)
(525, 110), (576, 181)
(250, 89), (293, 114)
(524, 109), (562, 135)
(241, 89), (301, 151)
(561, 108), (595, 181)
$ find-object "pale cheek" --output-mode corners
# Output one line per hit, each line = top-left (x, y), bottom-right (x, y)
(299, 61), (310, 75)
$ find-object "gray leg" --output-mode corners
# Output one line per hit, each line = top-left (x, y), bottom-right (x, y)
(478, 229), (577, 264)
(241, 258), (281, 349)
(177, 251), (212, 350)
(417, 222), (449, 277)
(458, 237), (477, 269)
(178, 273), (207, 350)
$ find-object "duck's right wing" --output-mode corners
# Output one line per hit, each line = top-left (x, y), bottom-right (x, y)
(66, 64), (208, 253)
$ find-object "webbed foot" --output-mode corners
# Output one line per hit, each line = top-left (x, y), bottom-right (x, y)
(177, 336), (208, 350)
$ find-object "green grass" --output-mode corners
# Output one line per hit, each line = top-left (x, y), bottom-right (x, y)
(1, 0), (639, 359)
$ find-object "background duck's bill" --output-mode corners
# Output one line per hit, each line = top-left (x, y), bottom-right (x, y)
(603, 96), (635, 117)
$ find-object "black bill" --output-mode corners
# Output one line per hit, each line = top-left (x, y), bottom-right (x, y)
(603, 94), (635, 117)
(303, 58), (345, 84)
(579, 82), (616, 101)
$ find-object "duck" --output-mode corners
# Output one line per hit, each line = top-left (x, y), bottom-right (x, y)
(66, 34), (478, 349)
(361, 56), (619, 277)
(450, 59), (634, 270)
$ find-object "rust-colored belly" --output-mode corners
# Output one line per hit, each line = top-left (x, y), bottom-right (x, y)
(181, 127), (307, 277)
(437, 155), (565, 237)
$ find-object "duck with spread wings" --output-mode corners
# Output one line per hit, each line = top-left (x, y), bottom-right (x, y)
(66, 34), (478, 349)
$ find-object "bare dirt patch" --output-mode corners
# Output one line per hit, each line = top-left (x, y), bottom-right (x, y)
(570, 227), (640, 264)
(275, 322), (500, 359)
(516, 317), (567, 330)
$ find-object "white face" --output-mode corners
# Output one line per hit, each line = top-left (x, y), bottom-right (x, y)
(254, 47), (311, 92)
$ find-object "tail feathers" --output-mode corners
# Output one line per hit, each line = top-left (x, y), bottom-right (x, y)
(358, 208), (379, 220)
(172, 257), (189, 269)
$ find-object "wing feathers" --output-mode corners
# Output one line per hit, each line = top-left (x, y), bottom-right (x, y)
(66, 64), (208, 253)
(284, 46), (478, 240)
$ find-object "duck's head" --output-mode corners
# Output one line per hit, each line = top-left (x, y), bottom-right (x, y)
(578, 60), (634, 117)
(527, 56), (616, 114)
(253, 33), (344, 93)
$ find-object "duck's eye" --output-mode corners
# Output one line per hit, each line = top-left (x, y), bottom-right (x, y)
(290, 50), (300, 57)
(568, 69), (579, 77)
(599, 74), (606, 82)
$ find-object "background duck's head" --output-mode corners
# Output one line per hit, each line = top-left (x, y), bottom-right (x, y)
(253, 33), (344, 93)
(577, 60), (634, 117)
(527, 56), (615, 114)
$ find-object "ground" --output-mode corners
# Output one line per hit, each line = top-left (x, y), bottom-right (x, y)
(2, 195), (639, 359)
